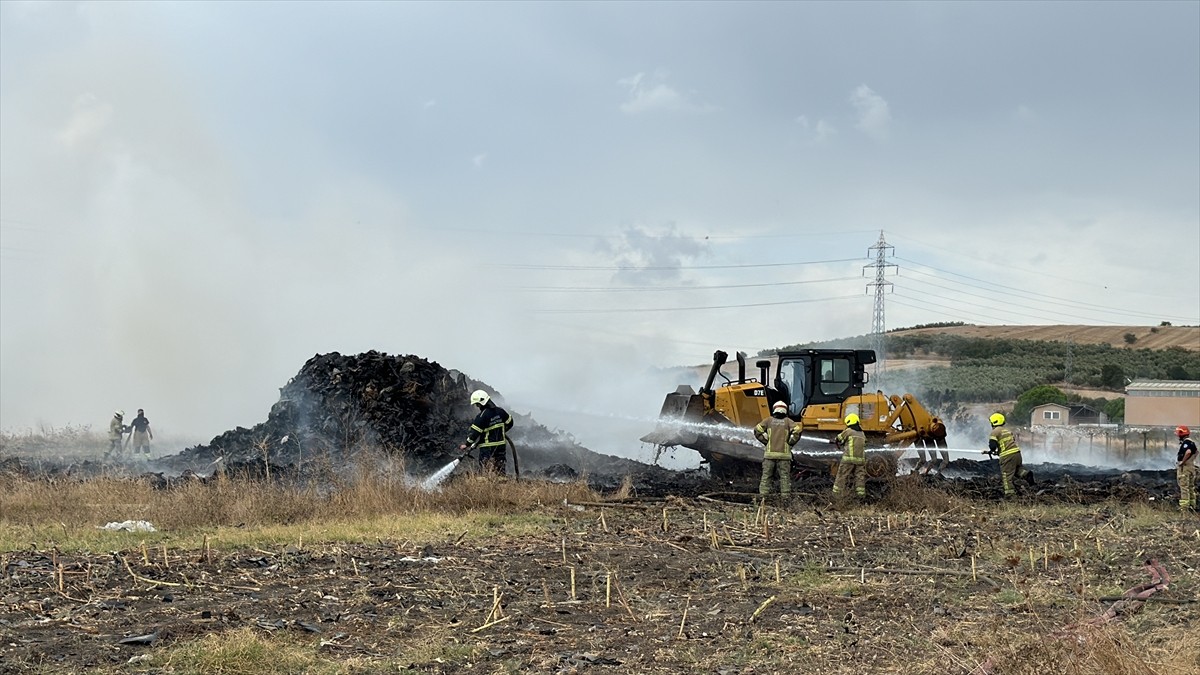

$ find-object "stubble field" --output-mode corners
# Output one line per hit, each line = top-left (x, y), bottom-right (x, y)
(2, 461), (1198, 675)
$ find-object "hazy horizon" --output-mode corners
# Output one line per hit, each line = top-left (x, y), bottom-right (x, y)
(3, 2), (1197, 460)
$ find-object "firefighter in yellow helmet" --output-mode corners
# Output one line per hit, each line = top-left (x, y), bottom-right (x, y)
(987, 412), (1033, 497)
(754, 401), (802, 501)
(832, 413), (867, 499)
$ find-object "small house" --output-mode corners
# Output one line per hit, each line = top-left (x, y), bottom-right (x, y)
(1031, 403), (1069, 427)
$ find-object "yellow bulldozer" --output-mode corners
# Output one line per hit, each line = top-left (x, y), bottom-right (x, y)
(641, 349), (943, 480)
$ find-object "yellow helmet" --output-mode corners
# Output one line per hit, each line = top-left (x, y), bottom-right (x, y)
(989, 412), (1005, 427)
(470, 390), (490, 406)
(844, 413), (860, 426)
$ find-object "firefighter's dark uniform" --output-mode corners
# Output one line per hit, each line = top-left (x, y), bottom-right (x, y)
(1177, 435), (1197, 512)
(466, 403), (514, 475)
(989, 425), (1031, 497)
(833, 425), (867, 499)
(129, 412), (152, 459)
(754, 414), (802, 498)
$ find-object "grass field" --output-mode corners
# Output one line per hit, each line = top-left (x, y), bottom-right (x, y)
(2, 458), (1197, 674)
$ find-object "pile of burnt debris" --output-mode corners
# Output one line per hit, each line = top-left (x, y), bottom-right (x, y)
(160, 351), (654, 481)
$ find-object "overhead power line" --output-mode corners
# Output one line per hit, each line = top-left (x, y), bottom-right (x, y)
(891, 290), (1084, 325)
(896, 274), (1137, 324)
(887, 295), (1013, 326)
(507, 275), (861, 293)
(888, 230), (1198, 301)
(894, 255), (1200, 323)
(492, 257), (865, 272)
(532, 293), (863, 314)
(428, 224), (877, 241)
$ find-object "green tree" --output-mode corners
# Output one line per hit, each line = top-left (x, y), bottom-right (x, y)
(1166, 364), (1190, 379)
(1100, 364), (1126, 389)
(1123, 332), (1138, 345)
(1012, 385), (1068, 426)
(1104, 398), (1125, 423)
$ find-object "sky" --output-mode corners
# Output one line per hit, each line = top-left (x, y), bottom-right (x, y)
(2, 1), (1198, 462)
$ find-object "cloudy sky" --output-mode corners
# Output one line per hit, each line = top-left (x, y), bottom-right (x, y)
(2, 1), (1198, 458)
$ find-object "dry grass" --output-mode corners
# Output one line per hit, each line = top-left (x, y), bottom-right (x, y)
(931, 621), (1199, 675)
(150, 627), (339, 674)
(0, 458), (599, 552)
(0, 424), (105, 461)
(878, 473), (973, 513)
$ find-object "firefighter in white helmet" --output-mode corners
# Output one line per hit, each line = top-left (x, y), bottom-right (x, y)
(754, 401), (802, 501)
(460, 390), (514, 475)
(105, 410), (128, 461)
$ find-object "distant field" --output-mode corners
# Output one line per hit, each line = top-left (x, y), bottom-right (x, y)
(891, 324), (1200, 351)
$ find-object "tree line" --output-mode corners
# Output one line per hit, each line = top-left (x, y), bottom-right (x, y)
(768, 332), (1200, 424)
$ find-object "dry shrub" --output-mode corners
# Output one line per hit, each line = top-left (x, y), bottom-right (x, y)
(610, 474), (634, 500)
(0, 475), (154, 524)
(0, 457), (602, 534)
(434, 473), (597, 512)
(878, 474), (970, 513)
(152, 627), (327, 674)
(0, 425), (105, 461)
(977, 622), (1198, 675)
(150, 475), (324, 529)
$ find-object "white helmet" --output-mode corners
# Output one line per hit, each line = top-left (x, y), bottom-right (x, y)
(470, 390), (490, 406)
(114, 409), (125, 417)
(771, 401), (788, 414)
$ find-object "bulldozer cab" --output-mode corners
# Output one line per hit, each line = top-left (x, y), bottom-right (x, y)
(773, 349), (875, 417)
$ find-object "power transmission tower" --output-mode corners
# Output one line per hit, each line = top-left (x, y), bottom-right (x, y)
(1064, 336), (1074, 384)
(864, 230), (897, 376)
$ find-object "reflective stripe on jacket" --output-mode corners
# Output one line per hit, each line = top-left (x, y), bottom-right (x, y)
(755, 416), (801, 460)
(467, 405), (514, 448)
(836, 427), (867, 464)
(990, 427), (1021, 458)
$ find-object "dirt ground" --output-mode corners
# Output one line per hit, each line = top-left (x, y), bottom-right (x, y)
(3, 480), (1197, 674)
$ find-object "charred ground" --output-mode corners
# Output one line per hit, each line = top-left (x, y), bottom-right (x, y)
(2, 350), (1197, 674)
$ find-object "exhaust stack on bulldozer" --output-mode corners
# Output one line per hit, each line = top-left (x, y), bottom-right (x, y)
(641, 348), (943, 479)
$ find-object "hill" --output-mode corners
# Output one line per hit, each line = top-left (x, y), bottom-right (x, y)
(766, 325), (1200, 420)
(889, 324), (1200, 351)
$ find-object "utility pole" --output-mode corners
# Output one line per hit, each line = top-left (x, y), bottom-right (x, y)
(864, 230), (897, 377)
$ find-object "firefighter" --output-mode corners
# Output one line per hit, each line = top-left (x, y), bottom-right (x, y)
(832, 413), (867, 500)
(126, 409), (153, 461)
(1176, 425), (1197, 512)
(105, 410), (127, 461)
(987, 413), (1033, 497)
(754, 401), (802, 501)
(460, 390), (514, 475)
